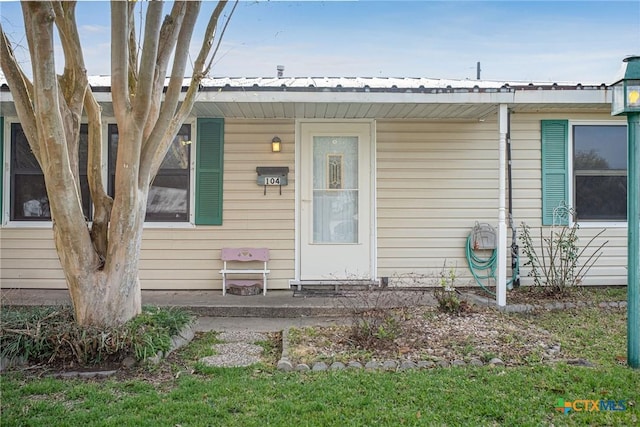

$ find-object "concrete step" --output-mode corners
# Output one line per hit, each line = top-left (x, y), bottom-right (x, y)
(1, 288), (437, 318)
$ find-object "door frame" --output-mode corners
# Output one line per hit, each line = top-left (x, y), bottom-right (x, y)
(293, 119), (377, 282)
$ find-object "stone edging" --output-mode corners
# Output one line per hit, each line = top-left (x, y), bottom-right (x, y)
(276, 327), (511, 372)
(147, 322), (196, 364)
(461, 292), (627, 313)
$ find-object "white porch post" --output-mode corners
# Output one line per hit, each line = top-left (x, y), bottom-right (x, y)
(497, 104), (508, 307)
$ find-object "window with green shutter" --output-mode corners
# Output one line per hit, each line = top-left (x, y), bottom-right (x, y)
(541, 120), (628, 225)
(195, 118), (224, 225)
(541, 120), (569, 226)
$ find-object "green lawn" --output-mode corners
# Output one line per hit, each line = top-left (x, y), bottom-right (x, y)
(1, 307), (638, 426)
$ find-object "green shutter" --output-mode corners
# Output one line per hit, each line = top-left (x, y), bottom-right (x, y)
(541, 120), (569, 226)
(195, 118), (224, 225)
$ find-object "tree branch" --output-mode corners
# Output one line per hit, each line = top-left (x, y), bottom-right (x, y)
(175, 1), (234, 124)
(23, 2), (98, 276)
(127, 1), (139, 98)
(111, 1), (130, 123)
(53, 0), (88, 194)
(132, 1), (163, 125)
(202, 0), (236, 77)
(140, 1), (201, 182)
(0, 25), (39, 162)
(85, 90), (113, 266)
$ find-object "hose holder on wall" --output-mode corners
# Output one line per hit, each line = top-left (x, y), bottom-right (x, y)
(471, 222), (497, 250)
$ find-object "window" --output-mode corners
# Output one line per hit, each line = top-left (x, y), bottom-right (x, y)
(4, 118), (223, 225)
(9, 123), (91, 221)
(573, 125), (627, 221)
(541, 120), (627, 225)
(108, 124), (191, 222)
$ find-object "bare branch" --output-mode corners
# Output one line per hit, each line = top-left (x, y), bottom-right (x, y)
(203, 0), (237, 76)
(127, 1), (139, 96)
(22, 2), (97, 277)
(191, 1), (228, 80)
(52, 1), (90, 193)
(85, 90), (113, 265)
(142, 1), (188, 141)
(153, 1), (188, 99)
(0, 25), (39, 162)
(175, 1), (235, 124)
(131, 1), (163, 124)
(111, 1), (130, 122)
(140, 1), (202, 181)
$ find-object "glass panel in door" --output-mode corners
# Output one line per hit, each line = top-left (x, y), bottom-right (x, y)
(312, 136), (358, 244)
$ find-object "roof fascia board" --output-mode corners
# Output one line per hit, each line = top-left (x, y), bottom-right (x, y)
(3, 85), (611, 105)
(186, 89), (611, 105)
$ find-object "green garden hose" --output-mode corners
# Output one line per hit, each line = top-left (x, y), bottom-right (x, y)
(465, 234), (519, 296)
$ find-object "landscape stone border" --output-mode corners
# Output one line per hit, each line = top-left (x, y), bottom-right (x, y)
(461, 292), (627, 313)
(277, 327), (509, 372)
(276, 296), (626, 372)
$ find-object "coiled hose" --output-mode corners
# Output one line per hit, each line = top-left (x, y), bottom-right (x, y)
(465, 234), (519, 296)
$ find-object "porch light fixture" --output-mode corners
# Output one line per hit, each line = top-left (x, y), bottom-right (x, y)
(611, 55), (640, 369)
(271, 136), (282, 153)
(612, 56), (640, 115)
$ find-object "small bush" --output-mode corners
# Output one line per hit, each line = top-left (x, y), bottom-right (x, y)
(337, 289), (425, 349)
(519, 207), (608, 296)
(0, 305), (194, 368)
(433, 262), (469, 315)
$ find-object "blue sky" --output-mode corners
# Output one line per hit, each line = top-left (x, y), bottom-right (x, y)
(1, 1), (639, 84)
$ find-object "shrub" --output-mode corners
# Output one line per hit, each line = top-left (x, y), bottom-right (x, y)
(337, 288), (426, 349)
(433, 262), (469, 315)
(0, 305), (194, 368)
(519, 208), (608, 295)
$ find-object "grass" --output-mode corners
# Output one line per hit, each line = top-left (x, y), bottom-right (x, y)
(1, 306), (639, 426)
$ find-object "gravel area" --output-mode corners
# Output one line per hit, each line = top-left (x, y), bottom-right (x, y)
(199, 331), (268, 367)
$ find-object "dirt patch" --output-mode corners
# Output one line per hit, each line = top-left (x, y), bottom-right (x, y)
(288, 305), (561, 367)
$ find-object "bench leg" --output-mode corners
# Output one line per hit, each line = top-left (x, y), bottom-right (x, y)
(222, 274), (226, 296)
(263, 273), (267, 296)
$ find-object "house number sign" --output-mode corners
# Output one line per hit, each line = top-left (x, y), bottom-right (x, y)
(256, 166), (289, 195)
(262, 176), (282, 185)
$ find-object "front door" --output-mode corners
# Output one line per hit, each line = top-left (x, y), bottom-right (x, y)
(299, 122), (372, 280)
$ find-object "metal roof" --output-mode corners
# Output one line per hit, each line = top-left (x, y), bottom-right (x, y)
(1, 76), (613, 120)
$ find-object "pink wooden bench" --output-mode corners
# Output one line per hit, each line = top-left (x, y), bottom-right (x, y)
(220, 248), (270, 296)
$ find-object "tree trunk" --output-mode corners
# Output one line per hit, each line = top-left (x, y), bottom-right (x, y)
(57, 198), (146, 327)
